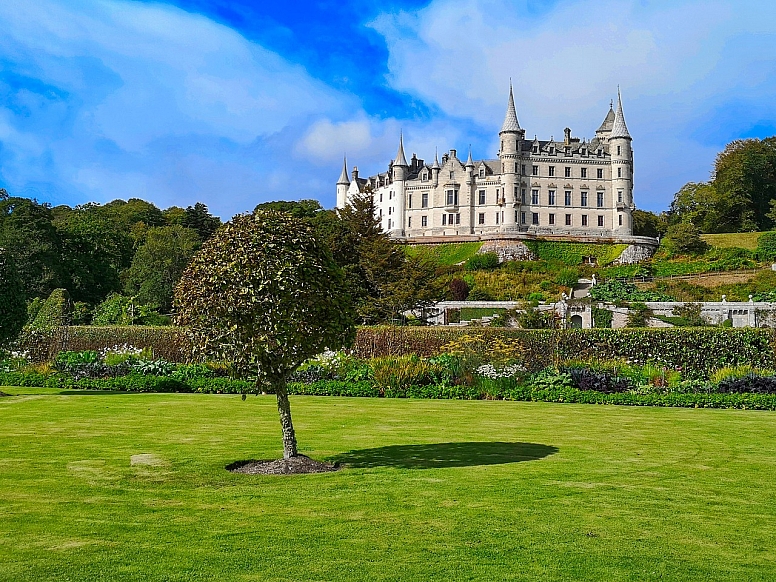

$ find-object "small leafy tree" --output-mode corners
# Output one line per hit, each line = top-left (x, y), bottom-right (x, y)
(0, 248), (26, 344)
(175, 211), (356, 459)
(449, 278), (470, 301)
(662, 223), (709, 256)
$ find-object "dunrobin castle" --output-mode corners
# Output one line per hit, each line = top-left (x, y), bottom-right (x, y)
(336, 86), (638, 241)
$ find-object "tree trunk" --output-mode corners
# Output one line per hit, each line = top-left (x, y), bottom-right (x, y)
(273, 379), (298, 459)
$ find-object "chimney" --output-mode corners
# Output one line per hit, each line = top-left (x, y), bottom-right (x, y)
(564, 128), (572, 145)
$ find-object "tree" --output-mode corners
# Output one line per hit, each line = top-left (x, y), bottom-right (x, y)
(254, 199), (323, 220)
(713, 137), (776, 232)
(0, 248), (27, 344)
(182, 203), (222, 241)
(0, 196), (63, 299)
(450, 278), (470, 301)
(123, 225), (201, 312)
(632, 209), (667, 238)
(175, 212), (356, 459)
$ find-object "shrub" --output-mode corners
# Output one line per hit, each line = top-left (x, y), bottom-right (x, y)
(590, 280), (673, 302)
(28, 289), (71, 332)
(449, 278), (470, 300)
(756, 231), (776, 261)
(591, 307), (613, 329)
(0, 249), (26, 344)
(671, 303), (706, 326)
(467, 287), (493, 301)
(663, 223), (709, 256)
(555, 268), (580, 289)
(465, 252), (500, 271)
(626, 302), (653, 328)
(567, 367), (631, 393)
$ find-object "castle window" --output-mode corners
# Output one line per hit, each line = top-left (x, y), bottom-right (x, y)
(379, 193), (383, 202)
(532, 213), (539, 225)
(388, 219), (392, 229)
(422, 192), (429, 208)
(598, 215), (604, 227)
(515, 210), (519, 223)
(548, 190), (556, 205)
(597, 192), (604, 207)
(531, 190), (539, 205)
(452, 213), (460, 225)
(379, 209), (382, 218)
(582, 214), (588, 226)
(549, 213), (555, 225)
(479, 213), (485, 225)
(450, 171), (454, 180)
(618, 191), (623, 203)
(479, 168), (485, 178)
(408, 217), (412, 228)
(388, 207), (392, 215)
(597, 168), (603, 179)
(581, 167), (587, 178)
(421, 215), (428, 227)
(597, 149), (602, 156)
(514, 186), (519, 200)
(514, 162), (518, 173)
(617, 146), (621, 156)
(522, 164), (526, 174)
(521, 189), (526, 204)
(617, 167), (622, 178)
(478, 190), (486, 205)
(533, 145), (538, 154)
(446, 190), (458, 205)
(565, 214), (572, 226)
(548, 166), (555, 177)
(565, 167), (571, 178)
(619, 214), (623, 226)
(408, 194), (412, 209)
(532, 165), (538, 176)
(495, 212), (499, 225)
(550, 147), (555, 155)
(422, 172), (427, 181)
(564, 191), (572, 206)
(442, 214), (447, 226)
(581, 192), (588, 206)
(581, 148), (587, 156)
(521, 212), (526, 224)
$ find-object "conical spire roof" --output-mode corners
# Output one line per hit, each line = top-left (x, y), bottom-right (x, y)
(597, 103), (616, 133)
(610, 88), (631, 140)
(394, 133), (408, 166)
(337, 156), (350, 185)
(465, 146), (474, 167)
(500, 83), (521, 133)
(431, 148), (440, 169)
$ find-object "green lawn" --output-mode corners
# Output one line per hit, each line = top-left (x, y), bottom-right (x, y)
(1, 390), (776, 581)
(702, 232), (763, 250)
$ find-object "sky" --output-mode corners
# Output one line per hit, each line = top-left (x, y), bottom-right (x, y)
(1, 0), (775, 219)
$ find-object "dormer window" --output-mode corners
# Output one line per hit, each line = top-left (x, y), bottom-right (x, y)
(421, 172), (428, 181)
(449, 171), (454, 180)
(479, 168), (485, 178)
(532, 145), (538, 154)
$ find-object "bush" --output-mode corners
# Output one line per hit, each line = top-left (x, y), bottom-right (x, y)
(626, 302), (653, 328)
(756, 231), (776, 261)
(591, 307), (613, 329)
(663, 223), (710, 256)
(0, 249), (26, 344)
(465, 252), (500, 271)
(28, 289), (71, 332)
(449, 278), (470, 300)
(567, 367), (632, 393)
(590, 280), (673, 302)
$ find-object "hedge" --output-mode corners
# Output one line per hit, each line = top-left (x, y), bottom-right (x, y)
(18, 326), (191, 363)
(352, 327), (776, 379)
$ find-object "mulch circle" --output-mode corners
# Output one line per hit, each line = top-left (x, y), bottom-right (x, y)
(226, 455), (340, 475)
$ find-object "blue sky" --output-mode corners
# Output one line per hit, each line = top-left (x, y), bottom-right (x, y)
(1, 0), (776, 218)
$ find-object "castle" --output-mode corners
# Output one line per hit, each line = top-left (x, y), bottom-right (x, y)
(336, 86), (636, 241)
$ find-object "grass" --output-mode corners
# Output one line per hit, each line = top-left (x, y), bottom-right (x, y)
(2, 390), (776, 581)
(702, 232), (763, 250)
(405, 242), (483, 266)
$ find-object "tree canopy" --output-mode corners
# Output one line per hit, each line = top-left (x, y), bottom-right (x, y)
(175, 211), (356, 458)
(0, 248), (27, 344)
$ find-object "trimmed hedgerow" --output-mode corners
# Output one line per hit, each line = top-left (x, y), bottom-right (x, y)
(352, 327), (776, 379)
(19, 326), (190, 363)
(523, 241), (627, 266)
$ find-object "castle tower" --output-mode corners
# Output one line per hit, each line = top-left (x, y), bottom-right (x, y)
(431, 148), (440, 187)
(609, 88), (633, 234)
(498, 83), (525, 230)
(336, 156), (349, 209)
(391, 133), (409, 237)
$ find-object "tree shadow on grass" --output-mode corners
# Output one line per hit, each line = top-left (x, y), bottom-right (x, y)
(331, 442), (558, 469)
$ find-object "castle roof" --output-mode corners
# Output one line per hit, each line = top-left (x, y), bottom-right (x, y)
(336, 156), (350, 185)
(597, 106), (616, 133)
(610, 88), (631, 140)
(394, 133), (408, 166)
(500, 84), (522, 133)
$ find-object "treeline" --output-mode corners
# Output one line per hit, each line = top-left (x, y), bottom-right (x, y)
(0, 190), (220, 323)
(0, 189), (441, 333)
(633, 136), (776, 238)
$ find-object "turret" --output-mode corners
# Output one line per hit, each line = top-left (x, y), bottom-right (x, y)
(431, 148), (440, 187)
(498, 83), (524, 230)
(391, 133), (409, 237)
(336, 156), (349, 209)
(609, 88), (633, 234)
